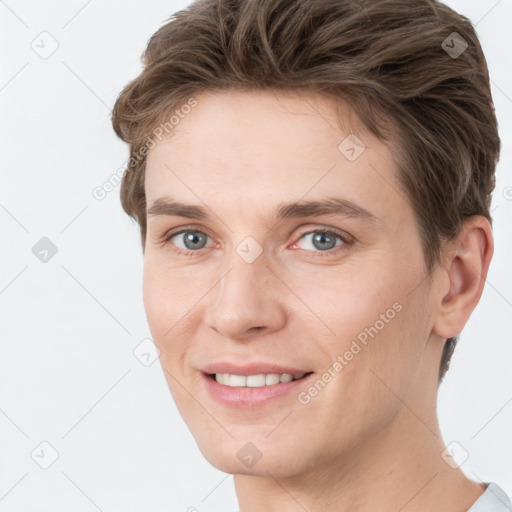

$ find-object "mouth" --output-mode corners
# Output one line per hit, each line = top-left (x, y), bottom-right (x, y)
(201, 371), (315, 408)
(207, 371), (314, 387)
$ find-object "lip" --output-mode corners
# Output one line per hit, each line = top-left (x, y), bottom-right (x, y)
(201, 362), (312, 375)
(200, 367), (315, 408)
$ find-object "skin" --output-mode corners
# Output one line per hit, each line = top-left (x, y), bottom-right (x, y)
(142, 89), (493, 511)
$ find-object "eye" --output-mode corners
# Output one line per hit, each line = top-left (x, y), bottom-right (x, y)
(165, 228), (213, 253)
(163, 226), (353, 257)
(293, 228), (352, 256)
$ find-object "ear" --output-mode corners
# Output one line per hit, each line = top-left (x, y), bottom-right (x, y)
(433, 215), (494, 339)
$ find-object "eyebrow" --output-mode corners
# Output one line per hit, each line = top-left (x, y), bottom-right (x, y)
(147, 196), (377, 223)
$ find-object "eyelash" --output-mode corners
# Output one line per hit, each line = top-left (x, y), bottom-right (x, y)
(162, 225), (354, 258)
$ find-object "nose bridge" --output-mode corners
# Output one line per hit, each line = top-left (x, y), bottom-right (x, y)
(204, 247), (285, 339)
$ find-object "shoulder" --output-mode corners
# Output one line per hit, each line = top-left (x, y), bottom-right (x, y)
(467, 482), (512, 512)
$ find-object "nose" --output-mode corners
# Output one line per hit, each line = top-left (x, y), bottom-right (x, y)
(203, 253), (288, 341)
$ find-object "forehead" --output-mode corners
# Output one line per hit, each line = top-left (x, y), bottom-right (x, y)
(144, 89), (405, 224)
(148, 89), (376, 163)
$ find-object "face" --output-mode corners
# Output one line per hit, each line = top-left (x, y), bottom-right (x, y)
(143, 90), (438, 478)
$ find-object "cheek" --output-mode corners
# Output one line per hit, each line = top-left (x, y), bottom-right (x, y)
(303, 255), (428, 385)
(142, 257), (198, 328)
(289, 264), (402, 348)
(335, 283), (430, 407)
(142, 265), (168, 336)
(142, 266), (212, 433)
(142, 262), (192, 362)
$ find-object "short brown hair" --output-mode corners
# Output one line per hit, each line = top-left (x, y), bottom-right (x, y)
(111, 0), (500, 382)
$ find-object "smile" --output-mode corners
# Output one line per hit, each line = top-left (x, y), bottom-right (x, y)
(202, 371), (314, 408)
(212, 372), (311, 387)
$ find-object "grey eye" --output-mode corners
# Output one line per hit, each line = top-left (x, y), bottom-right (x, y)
(298, 231), (343, 251)
(172, 231), (209, 250)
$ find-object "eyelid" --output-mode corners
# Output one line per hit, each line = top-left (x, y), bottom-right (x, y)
(291, 226), (354, 245)
(163, 224), (213, 242)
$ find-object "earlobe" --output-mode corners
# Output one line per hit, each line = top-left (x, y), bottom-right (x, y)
(433, 216), (494, 339)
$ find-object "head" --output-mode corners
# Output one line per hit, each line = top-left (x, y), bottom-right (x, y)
(112, 0), (499, 478)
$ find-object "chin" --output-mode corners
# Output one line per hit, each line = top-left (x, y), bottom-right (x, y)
(194, 434), (311, 478)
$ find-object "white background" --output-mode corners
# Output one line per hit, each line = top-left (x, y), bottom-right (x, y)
(0, 1), (510, 510)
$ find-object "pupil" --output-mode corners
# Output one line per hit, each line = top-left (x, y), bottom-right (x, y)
(184, 231), (206, 250)
(313, 232), (335, 250)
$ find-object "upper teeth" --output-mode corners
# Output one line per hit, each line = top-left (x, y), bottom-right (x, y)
(215, 373), (306, 387)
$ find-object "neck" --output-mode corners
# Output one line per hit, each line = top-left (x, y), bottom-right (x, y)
(234, 411), (484, 512)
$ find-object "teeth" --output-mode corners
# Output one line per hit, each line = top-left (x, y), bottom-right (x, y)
(214, 372), (307, 387)
(265, 373), (280, 385)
